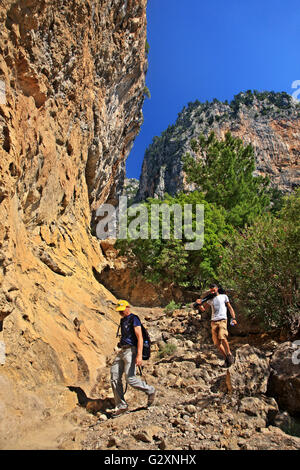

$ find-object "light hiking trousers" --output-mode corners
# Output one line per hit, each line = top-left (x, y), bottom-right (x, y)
(111, 346), (155, 410)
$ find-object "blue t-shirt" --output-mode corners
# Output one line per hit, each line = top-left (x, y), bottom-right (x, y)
(120, 314), (142, 347)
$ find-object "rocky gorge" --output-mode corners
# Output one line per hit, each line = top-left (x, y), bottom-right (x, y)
(0, 0), (299, 452)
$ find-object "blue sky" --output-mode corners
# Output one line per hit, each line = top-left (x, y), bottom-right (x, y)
(126, 0), (300, 179)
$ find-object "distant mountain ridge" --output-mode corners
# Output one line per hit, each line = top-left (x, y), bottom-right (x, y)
(135, 90), (300, 201)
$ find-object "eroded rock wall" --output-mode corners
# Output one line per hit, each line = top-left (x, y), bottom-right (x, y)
(0, 0), (147, 445)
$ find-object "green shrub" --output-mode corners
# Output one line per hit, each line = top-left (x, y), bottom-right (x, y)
(218, 190), (300, 329)
(144, 86), (151, 99)
(157, 343), (177, 358)
(164, 300), (181, 316)
(116, 191), (232, 289)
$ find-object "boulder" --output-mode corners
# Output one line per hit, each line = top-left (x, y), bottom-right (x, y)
(147, 326), (163, 344)
(239, 396), (278, 422)
(227, 344), (270, 396)
(268, 342), (300, 416)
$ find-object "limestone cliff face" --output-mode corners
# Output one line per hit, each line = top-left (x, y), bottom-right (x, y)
(0, 0), (147, 446)
(136, 91), (300, 201)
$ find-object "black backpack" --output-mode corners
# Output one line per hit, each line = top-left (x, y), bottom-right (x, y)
(116, 315), (151, 360)
(140, 322), (151, 360)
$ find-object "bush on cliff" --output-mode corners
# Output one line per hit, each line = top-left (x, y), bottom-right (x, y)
(217, 190), (300, 329)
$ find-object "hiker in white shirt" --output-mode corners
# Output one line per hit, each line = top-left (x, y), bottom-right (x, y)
(196, 284), (237, 367)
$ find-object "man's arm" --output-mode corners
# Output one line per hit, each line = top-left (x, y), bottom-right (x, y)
(134, 325), (143, 366)
(196, 299), (210, 312)
(226, 302), (237, 324)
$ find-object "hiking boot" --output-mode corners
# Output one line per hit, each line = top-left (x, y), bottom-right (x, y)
(224, 356), (230, 368)
(147, 389), (156, 407)
(226, 354), (234, 367)
(111, 406), (129, 418)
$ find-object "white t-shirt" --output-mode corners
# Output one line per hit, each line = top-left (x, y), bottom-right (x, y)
(208, 294), (229, 321)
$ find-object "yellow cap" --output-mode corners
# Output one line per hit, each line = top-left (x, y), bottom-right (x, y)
(116, 300), (130, 311)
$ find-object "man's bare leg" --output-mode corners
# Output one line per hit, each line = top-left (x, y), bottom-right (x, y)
(216, 341), (227, 359)
(221, 338), (231, 356)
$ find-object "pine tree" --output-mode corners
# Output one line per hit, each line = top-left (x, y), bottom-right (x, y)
(182, 132), (270, 227)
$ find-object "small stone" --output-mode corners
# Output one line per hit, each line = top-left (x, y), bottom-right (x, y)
(107, 437), (117, 448)
(185, 404), (197, 414)
(159, 438), (167, 450)
(99, 414), (108, 421)
(133, 430), (152, 443)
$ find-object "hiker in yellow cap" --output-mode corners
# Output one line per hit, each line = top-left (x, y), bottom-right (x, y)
(115, 300), (130, 312)
(110, 300), (156, 417)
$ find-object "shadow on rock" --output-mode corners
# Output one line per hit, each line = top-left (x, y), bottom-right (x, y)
(68, 386), (115, 415)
